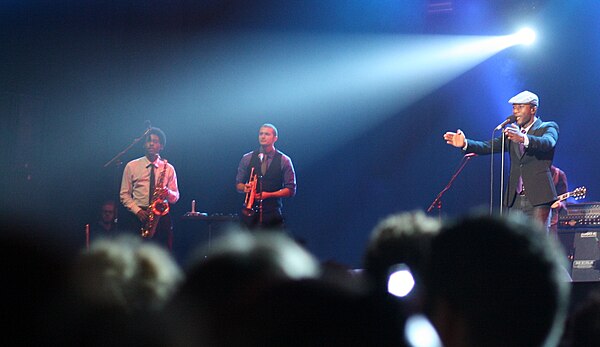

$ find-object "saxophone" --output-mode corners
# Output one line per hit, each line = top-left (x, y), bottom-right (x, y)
(141, 159), (170, 238)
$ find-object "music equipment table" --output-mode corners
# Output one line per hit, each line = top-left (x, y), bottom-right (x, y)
(181, 212), (240, 248)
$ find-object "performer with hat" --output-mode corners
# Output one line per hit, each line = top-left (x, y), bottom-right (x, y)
(443, 91), (559, 230)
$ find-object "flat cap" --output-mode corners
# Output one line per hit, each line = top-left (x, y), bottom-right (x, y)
(508, 90), (539, 107)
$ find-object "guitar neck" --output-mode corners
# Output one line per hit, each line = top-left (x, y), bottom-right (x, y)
(557, 187), (585, 202)
(557, 192), (572, 202)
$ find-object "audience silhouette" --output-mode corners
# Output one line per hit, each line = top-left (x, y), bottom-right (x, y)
(424, 212), (571, 347)
(363, 210), (441, 312)
(167, 229), (321, 346)
(559, 287), (600, 347)
(3, 208), (592, 346)
(69, 234), (188, 346)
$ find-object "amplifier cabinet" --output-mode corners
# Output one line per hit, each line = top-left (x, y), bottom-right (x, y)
(569, 230), (600, 282)
(557, 203), (600, 281)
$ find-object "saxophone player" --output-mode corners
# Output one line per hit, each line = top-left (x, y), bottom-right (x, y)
(120, 127), (179, 250)
(236, 123), (296, 230)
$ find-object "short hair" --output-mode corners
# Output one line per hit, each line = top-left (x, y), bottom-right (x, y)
(531, 104), (539, 115)
(147, 127), (167, 147)
(424, 213), (570, 347)
(101, 200), (117, 209)
(100, 200), (117, 217)
(363, 210), (440, 292)
(187, 230), (320, 285)
(173, 230), (320, 346)
(260, 123), (278, 137)
(72, 234), (183, 312)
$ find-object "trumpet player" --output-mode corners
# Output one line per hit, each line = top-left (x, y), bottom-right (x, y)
(236, 123), (296, 230)
(120, 127), (179, 250)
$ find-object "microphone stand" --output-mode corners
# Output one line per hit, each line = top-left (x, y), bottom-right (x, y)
(257, 152), (266, 228)
(103, 126), (152, 168)
(492, 116), (515, 216)
(103, 125), (152, 227)
(427, 153), (476, 221)
(258, 176), (264, 227)
(490, 128), (510, 216)
(499, 130), (507, 216)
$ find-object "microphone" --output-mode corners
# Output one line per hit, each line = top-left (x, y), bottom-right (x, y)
(464, 153), (477, 158)
(142, 120), (152, 137)
(494, 115), (516, 130)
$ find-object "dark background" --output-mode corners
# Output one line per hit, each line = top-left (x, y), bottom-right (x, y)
(2, 1), (598, 267)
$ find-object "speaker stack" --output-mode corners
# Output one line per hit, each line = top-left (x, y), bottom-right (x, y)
(558, 202), (600, 282)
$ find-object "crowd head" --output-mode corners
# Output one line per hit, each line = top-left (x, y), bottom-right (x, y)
(424, 212), (570, 347)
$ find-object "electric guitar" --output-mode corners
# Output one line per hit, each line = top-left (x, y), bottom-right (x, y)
(551, 186), (586, 208)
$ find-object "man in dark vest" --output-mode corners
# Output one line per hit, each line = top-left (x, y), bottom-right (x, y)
(236, 123), (296, 230)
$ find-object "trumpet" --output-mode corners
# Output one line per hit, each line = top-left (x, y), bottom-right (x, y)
(242, 167), (258, 217)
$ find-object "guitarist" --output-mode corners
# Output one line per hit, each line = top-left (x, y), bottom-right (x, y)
(549, 165), (569, 240)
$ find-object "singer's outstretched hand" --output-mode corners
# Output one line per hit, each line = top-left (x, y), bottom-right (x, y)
(443, 129), (466, 148)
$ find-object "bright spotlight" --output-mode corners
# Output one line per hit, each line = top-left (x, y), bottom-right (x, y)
(514, 27), (536, 45)
(387, 264), (415, 297)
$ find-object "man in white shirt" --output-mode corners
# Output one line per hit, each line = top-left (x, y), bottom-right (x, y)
(120, 127), (179, 250)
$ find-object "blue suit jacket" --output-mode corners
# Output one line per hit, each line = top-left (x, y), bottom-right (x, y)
(466, 118), (559, 207)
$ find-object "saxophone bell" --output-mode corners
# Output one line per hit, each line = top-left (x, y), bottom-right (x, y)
(150, 199), (170, 216)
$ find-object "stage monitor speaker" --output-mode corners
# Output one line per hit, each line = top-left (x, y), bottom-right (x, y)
(571, 230), (600, 282)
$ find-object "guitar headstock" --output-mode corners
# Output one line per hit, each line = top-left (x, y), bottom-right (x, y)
(571, 186), (587, 200)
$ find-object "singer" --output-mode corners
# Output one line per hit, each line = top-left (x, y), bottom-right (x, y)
(120, 127), (180, 249)
(443, 90), (559, 231)
(236, 123), (296, 230)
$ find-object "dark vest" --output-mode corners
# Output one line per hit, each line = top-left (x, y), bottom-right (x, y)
(247, 150), (284, 211)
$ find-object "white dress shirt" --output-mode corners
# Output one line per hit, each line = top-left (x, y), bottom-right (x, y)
(120, 155), (179, 215)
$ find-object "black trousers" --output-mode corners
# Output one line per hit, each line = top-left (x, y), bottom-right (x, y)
(120, 209), (174, 251)
(240, 208), (285, 231)
(509, 194), (551, 232)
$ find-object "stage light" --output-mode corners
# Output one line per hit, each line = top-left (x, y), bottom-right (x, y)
(387, 263), (415, 297)
(514, 27), (536, 45)
(157, 31), (531, 161)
